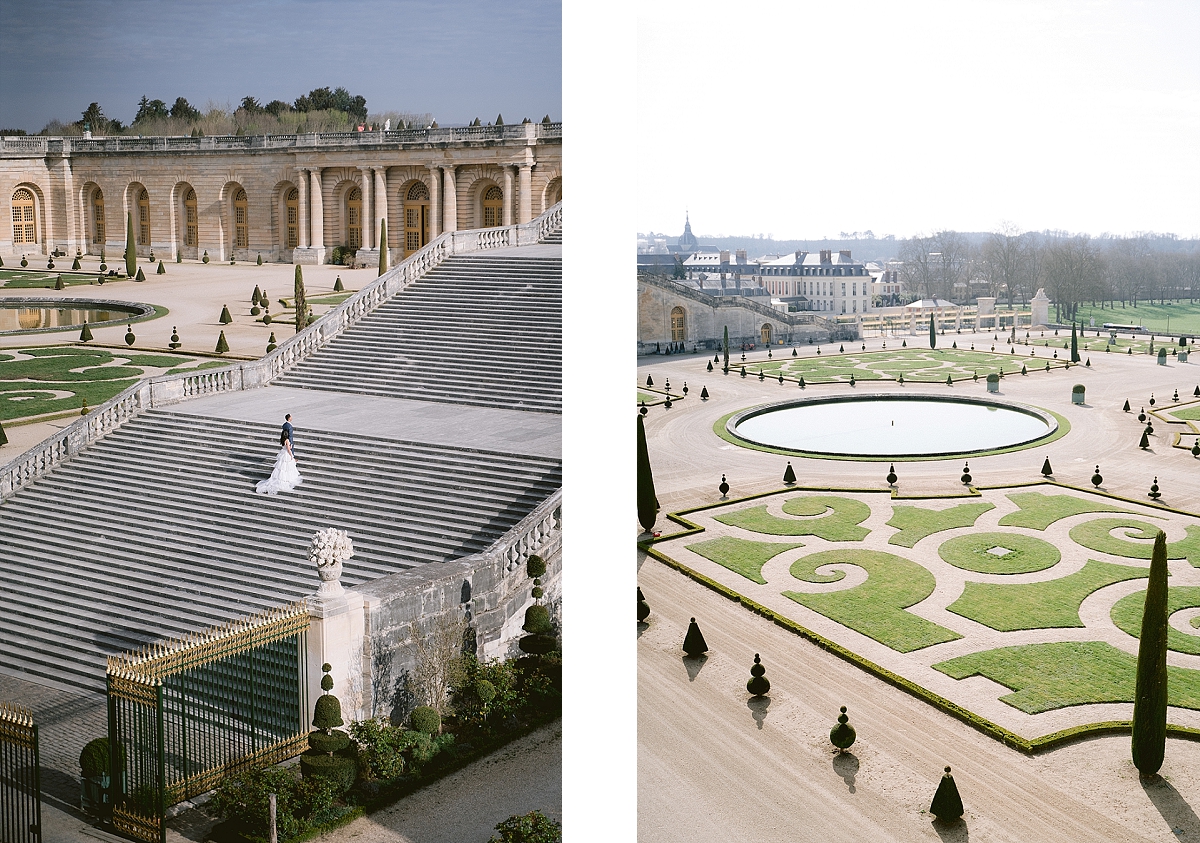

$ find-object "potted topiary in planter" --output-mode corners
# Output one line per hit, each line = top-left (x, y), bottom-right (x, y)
(79, 737), (125, 816)
(1072, 383), (1085, 404)
(986, 373), (1000, 393)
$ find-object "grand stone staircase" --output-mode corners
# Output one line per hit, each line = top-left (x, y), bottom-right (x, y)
(275, 252), (562, 413)
(0, 234), (562, 695)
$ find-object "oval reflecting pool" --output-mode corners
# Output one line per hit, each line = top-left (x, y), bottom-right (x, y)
(729, 395), (1057, 458)
(0, 300), (153, 334)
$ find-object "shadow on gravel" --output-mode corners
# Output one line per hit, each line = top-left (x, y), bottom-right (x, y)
(831, 752), (858, 792)
(637, 621), (649, 638)
(682, 654), (708, 682)
(1142, 775), (1200, 838)
(746, 695), (770, 730)
(931, 817), (969, 842)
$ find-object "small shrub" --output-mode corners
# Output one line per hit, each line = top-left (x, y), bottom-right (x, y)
(124, 326), (135, 346)
(215, 330), (229, 353)
(156, 260), (165, 274)
(1072, 384), (1085, 394)
(527, 554), (546, 578)
(523, 604), (552, 635)
(348, 718), (409, 780)
(489, 810), (562, 843)
(219, 304), (233, 324)
(79, 737), (125, 777)
(79, 322), (93, 342)
(135, 266), (146, 281)
(54, 275), (64, 290)
(410, 705), (441, 735)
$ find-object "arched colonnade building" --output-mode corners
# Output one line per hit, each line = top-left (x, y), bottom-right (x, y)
(0, 123), (562, 265)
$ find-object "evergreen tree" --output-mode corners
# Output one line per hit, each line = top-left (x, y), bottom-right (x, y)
(637, 414), (658, 533)
(294, 265), (308, 334)
(929, 316), (936, 349)
(378, 219), (388, 276)
(723, 326), (729, 369)
(125, 211), (136, 277)
(1132, 531), (1169, 777)
(1070, 321), (1080, 363)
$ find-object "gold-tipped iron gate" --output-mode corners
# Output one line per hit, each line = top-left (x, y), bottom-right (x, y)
(105, 602), (310, 843)
(0, 703), (41, 843)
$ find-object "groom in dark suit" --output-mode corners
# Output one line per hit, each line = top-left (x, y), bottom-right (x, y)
(282, 414), (295, 454)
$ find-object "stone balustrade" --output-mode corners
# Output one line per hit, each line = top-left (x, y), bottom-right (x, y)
(0, 123), (561, 157)
(0, 203), (561, 502)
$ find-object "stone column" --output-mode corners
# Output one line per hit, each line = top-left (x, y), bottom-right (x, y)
(374, 167), (388, 256)
(503, 167), (515, 227)
(297, 169), (309, 249)
(428, 166), (441, 239)
(360, 167), (374, 250)
(310, 168), (324, 249)
(442, 165), (457, 233)
(518, 164), (532, 224)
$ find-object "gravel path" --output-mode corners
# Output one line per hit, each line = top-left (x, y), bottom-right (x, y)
(311, 722), (561, 843)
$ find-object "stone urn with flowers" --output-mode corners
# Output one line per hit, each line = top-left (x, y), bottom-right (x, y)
(309, 528), (354, 596)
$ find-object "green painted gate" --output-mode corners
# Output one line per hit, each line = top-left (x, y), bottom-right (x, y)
(0, 703), (41, 843)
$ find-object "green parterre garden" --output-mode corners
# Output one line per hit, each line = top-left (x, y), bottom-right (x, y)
(0, 346), (224, 421)
(649, 483), (1200, 743)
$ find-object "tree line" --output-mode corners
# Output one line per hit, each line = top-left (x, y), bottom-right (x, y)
(19, 88), (433, 138)
(896, 227), (1200, 323)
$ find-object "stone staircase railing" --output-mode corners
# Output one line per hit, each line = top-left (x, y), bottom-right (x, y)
(0, 203), (562, 501)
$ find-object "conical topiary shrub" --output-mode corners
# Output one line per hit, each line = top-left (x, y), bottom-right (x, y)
(124, 326), (135, 346)
(637, 586), (650, 623)
(298, 664), (357, 792)
(54, 275), (64, 290)
(215, 331), (229, 353)
(251, 285), (262, 306)
(1123, 399), (1131, 412)
(156, 260), (165, 274)
(746, 653), (770, 696)
(1140, 429), (1150, 450)
(1132, 531), (1169, 778)
(683, 618), (708, 656)
(930, 766), (964, 821)
(72, 255), (81, 270)
(830, 706), (856, 751)
(135, 267), (146, 281)
(783, 462), (796, 485)
(219, 304), (232, 324)
(637, 414), (658, 533)
(333, 275), (344, 293)
(700, 386), (709, 400)
(177, 250), (182, 263)
(79, 322), (93, 342)
(256, 252), (263, 265)
(266, 332), (277, 353)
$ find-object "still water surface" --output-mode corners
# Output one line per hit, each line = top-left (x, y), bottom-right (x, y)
(0, 304), (132, 332)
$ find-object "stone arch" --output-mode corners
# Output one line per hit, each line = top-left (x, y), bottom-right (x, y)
(81, 181), (107, 254)
(543, 176), (562, 212)
(332, 177), (363, 253)
(397, 177), (432, 256)
(471, 178), (504, 229)
(125, 182), (152, 255)
(10, 184), (43, 255)
(218, 181), (248, 261)
(272, 180), (301, 257)
(172, 182), (198, 260)
(670, 306), (686, 342)
(761, 323), (773, 345)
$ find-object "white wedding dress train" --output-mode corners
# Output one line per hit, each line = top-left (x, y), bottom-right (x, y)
(255, 447), (303, 495)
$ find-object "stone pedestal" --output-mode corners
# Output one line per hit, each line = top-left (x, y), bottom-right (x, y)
(307, 589), (366, 724)
(292, 247), (326, 265)
(1030, 289), (1050, 328)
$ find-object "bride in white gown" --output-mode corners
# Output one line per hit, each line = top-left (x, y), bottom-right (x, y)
(255, 432), (303, 495)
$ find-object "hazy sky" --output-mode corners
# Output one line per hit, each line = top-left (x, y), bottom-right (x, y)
(637, 0), (1200, 240)
(0, 0), (561, 130)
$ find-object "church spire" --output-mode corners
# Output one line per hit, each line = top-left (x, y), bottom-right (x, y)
(679, 211), (698, 251)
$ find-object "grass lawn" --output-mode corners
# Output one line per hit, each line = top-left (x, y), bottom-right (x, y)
(774, 348), (1054, 384)
(684, 536), (803, 584)
(1074, 302), (1200, 337)
(947, 560), (1146, 631)
(998, 492), (1137, 531)
(0, 268), (110, 288)
(0, 346), (199, 420)
(1069, 518), (1200, 566)
(715, 496), (871, 541)
(784, 549), (962, 652)
(1170, 405), (1200, 421)
(937, 532), (1061, 574)
(1111, 586), (1200, 657)
(886, 502), (995, 548)
(934, 641), (1200, 714)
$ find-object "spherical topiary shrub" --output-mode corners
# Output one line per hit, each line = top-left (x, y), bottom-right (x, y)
(169, 327), (181, 350)
(79, 737), (125, 778)
(300, 664), (357, 791)
(527, 554), (546, 579)
(830, 707), (856, 751)
(202, 250), (209, 264)
(1072, 383), (1085, 404)
(409, 705), (441, 736)
(523, 604), (552, 635)
(746, 654), (770, 696)
(266, 332), (277, 353)
(124, 326), (135, 346)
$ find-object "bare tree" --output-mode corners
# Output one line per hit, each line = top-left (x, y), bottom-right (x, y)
(403, 612), (468, 717)
(984, 223), (1026, 308)
(1044, 234), (1101, 323)
(898, 234), (935, 300)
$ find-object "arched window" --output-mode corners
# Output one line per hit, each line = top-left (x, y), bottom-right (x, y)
(11, 188), (35, 246)
(233, 188), (248, 249)
(137, 188), (150, 245)
(761, 323), (772, 345)
(286, 187), (299, 249)
(670, 307), (686, 342)
(92, 189), (106, 244)
(347, 186), (362, 249)
(482, 185), (503, 228)
(184, 188), (197, 246)
(404, 181), (430, 255)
